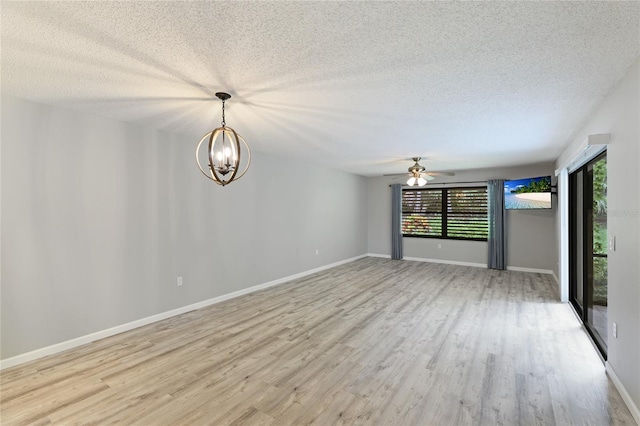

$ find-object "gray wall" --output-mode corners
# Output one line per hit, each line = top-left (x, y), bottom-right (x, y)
(1, 96), (368, 359)
(555, 58), (640, 415)
(368, 164), (558, 272)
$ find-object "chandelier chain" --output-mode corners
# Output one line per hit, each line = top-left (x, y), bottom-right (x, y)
(221, 99), (226, 127)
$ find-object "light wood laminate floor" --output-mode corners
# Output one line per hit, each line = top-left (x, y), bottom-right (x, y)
(1, 257), (635, 425)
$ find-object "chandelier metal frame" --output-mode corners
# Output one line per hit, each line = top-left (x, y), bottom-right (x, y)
(195, 92), (251, 186)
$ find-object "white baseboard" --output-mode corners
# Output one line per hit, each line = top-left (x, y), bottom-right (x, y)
(403, 256), (487, 269)
(368, 252), (486, 268)
(368, 252), (485, 267)
(606, 361), (640, 425)
(366, 253), (391, 259)
(506, 266), (554, 275)
(0, 254), (367, 370)
(366, 253), (557, 273)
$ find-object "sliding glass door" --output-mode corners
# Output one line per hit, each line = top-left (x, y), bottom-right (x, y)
(569, 152), (607, 357)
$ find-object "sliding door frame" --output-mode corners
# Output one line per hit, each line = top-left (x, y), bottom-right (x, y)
(569, 150), (607, 359)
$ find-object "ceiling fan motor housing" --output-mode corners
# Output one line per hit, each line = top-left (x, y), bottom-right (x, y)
(408, 158), (426, 174)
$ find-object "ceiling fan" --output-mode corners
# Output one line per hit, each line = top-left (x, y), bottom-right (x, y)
(384, 157), (455, 186)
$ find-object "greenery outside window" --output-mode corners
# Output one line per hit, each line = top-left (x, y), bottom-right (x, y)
(402, 187), (488, 240)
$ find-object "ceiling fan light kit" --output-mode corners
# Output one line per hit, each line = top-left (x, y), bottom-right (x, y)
(407, 157), (427, 186)
(408, 176), (428, 187)
(195, 92), (251, 186)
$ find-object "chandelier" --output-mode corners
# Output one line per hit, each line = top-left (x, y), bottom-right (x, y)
(195, 92), (251, 186)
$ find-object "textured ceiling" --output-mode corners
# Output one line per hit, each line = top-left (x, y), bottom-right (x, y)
(2, 1), (639, 176)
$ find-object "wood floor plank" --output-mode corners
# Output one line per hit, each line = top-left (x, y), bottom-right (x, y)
(1, 257), (635, 425)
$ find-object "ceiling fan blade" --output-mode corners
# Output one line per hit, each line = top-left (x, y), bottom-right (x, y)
(423, 174), (436, 181)
(425, 171), (455, 177)
(383, 173), (410, 177)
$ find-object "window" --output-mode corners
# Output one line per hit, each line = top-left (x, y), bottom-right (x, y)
(402, 187), (488, 240)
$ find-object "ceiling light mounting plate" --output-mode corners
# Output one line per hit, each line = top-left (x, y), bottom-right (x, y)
(215, 92), (231, 101)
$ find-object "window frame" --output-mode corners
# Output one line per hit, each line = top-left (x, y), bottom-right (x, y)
(402, 186), (488, 241)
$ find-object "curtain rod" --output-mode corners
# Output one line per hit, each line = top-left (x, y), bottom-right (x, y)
(388, 180), (488, 187)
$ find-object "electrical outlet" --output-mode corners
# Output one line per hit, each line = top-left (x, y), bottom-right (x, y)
(609, 236), (616, 251)
(437, 244), (442, 249)
(315, 249), (319, 255)
(613, 322), (617, 338)
(177, 276), (183, 287)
